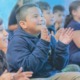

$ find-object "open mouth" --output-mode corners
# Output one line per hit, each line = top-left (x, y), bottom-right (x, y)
(37, 22), (46, 26)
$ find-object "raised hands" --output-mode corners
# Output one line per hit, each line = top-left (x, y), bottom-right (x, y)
(59, 28), (74, 44)
(41, 27), (51, 42)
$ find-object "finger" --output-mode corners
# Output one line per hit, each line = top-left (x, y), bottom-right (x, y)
(26, 74), (32, 77)
(21, 73), (32, 78)
(60, 28), (65, 36)
(59, 28), (64, 33)
(65, 27), (71, 34)
(18, 73), (32, 78)
(69, 30), (74, 38)
(17, 67), (23, 74)
(67, 28), (74, 35)
(24, 72), (33, 75)
(20, 77), (30, 80)
(26, 78), (30, 80)
(42, 29), (48, 33)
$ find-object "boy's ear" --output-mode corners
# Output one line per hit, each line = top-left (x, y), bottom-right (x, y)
(19, 21), (28, 29)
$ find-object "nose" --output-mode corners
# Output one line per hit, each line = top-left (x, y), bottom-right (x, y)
(39, 16), (46, 24)
(51, 13), (54, 18)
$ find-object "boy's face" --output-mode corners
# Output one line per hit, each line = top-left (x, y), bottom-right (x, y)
(43, 9), (54, 27)
(20, 7), (46, 34)
(53, 11), (64, 24)
(0, 25), (8, 50)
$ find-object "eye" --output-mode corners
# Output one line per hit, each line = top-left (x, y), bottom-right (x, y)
(34, 15), (38, 18)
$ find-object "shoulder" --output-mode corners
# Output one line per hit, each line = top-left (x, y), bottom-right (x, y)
(67, 20), (80, 30)
(8, 36), (29, 47)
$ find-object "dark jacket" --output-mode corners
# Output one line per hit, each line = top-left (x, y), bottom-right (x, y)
(7, 27), (69, 78)
(48, 25), (56, 34)
(67, 20), (80, 54)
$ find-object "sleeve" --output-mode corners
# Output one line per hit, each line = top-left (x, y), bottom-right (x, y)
(50, 39), (69, 70)
(7, 38), (50, 73)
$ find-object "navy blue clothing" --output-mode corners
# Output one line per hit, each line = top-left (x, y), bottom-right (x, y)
(8, 5), (18, 26)
(7, 30), (14, 42)
(8, 5), (19, 42)
(7, 27), (69, 78)
(67, 20), (80, 54)
(66, 20), (80, 65)
(48, 25), (56, 34)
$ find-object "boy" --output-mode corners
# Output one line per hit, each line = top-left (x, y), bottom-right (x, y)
(0, 18), (33, 80)
(7, 4), (73, 78)
(53, 5), (65, 31)
(8, 0), (32, 41)
(36, 1), (55, 34)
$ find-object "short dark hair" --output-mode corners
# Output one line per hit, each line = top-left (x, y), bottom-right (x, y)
(16, 3), (39, 23)
(36, 1), (51, 12)
(53, 5), (64, 13)
(0, 50), (7, 75)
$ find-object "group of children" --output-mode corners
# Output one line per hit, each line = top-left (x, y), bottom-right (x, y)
(0, 0), (80, 80)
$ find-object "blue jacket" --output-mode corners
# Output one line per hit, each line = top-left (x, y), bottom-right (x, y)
(7, 27), (69, 78)
(48, 25), (56, 34)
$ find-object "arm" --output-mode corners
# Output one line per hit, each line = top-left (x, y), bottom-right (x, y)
(8, 24), (18, 31)
(73, 30), (80, 48)
(7, 27), (50, 73)
(50, 28), (73, 70)
(7, 38), (50, 73)
(50, 40), (69, 70)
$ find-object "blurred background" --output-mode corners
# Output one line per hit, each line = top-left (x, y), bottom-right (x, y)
(0, 0), (75, 29)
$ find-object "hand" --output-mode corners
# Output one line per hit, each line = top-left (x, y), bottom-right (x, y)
(0, 68), (33, 80)
(13, 67), (33, 80)
(41, 27), (51, 42)
(0, 70), (13, 80)
(51, 28), (63, 41)
(54, 28), (64, 41)
(59, 28), (74, 44)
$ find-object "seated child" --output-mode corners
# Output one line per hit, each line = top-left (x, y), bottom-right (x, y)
(36, 1), (55, 34)
(53, 5), (65, 31)
(7, 3), (73, 78)
(36, 2), (65, 41)
(8, 0), (39, 42)
(64, 1), (80, 65)
(53, 5), (65, 41)
(0, 18), (33, 80)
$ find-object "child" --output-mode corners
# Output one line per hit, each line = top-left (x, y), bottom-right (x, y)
(8, 0), (33, 41)
(36, 2), (64, 41)
(36, 1), (55, 34)
(64, 1), (80, 65)
(36, 1), (57, 47)
(0, 18), (8, 53)
(7, 3), (73, 78)
(0, 18), (33, 80)
(53, 5), (65, 31)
